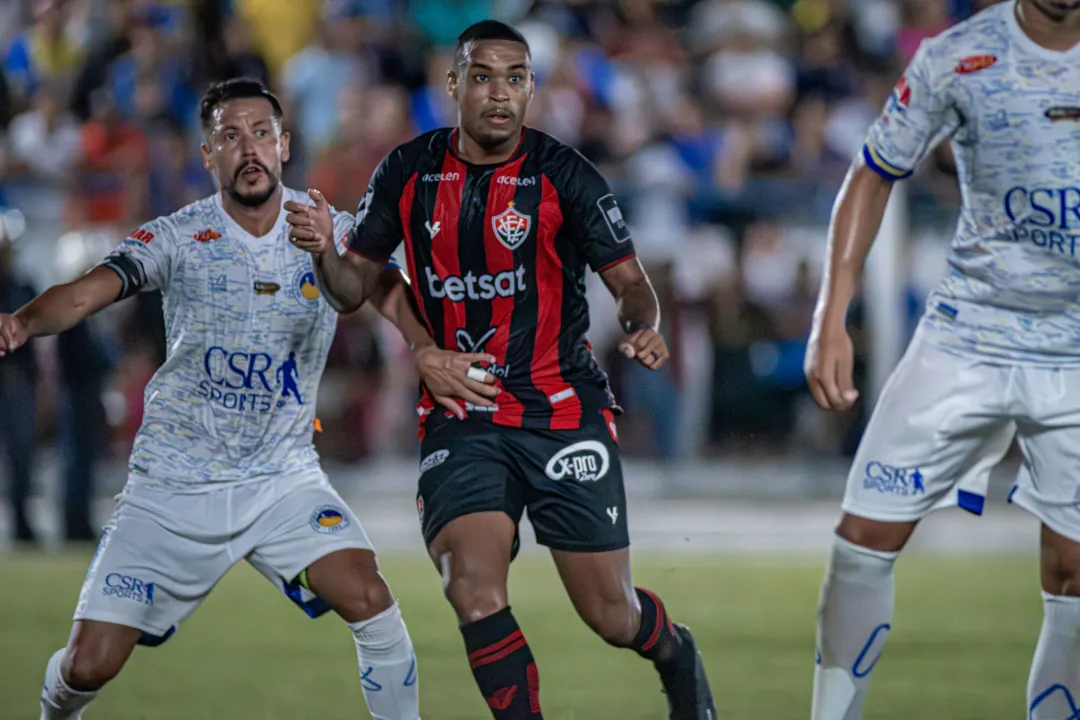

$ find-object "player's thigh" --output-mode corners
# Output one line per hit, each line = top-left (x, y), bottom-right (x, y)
(417, 419), (526, 558)
(519, 411), (629, 554)
(1011, 366), (1080, 554)
(842, 338), (1014, 525)
(75, 483), (233, 643)
(245, 469), (379, 620)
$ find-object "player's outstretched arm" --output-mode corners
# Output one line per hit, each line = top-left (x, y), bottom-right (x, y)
(369, 268), (500, 420)
(0, 266), (122, 357)
(804, 158), (893, 412)
(600, 257), (669, 371)
(286, 189), (379, 313)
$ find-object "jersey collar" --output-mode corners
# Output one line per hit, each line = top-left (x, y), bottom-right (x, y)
(1007, 0), (1080, 60)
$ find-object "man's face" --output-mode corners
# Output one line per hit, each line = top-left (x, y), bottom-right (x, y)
(1030, 0), (1080, 19)
(201, 97), (290, 208)
(449, 39), (534, 151)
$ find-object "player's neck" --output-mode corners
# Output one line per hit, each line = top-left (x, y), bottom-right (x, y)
(1018, 1), (1080, 47)
(456, 128), (521, 165)
(219, 185), (283, 238)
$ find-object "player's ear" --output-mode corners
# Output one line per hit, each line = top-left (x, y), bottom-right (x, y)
(280, 130), (291, 164)
(200, 142), (212, 171)
(447, 70), (458, 99)
(529, 72), (536, 99)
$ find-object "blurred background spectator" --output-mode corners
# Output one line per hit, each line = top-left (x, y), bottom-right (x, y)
(0, 0), (987, 543)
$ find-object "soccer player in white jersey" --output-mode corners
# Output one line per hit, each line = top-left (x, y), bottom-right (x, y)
(0, 78), (494, 719)
(805, 1), (1080, 717)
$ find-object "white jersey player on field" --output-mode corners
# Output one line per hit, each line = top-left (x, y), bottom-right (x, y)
(806, 1), (1080, 717)
(0, 78), (492, 720)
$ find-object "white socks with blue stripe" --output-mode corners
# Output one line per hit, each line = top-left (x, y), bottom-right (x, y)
(812, 535), (898, 720)
(40, 649), (96, 720)
(349, 603), (420, 720)
(1028, 591), (1080, 720)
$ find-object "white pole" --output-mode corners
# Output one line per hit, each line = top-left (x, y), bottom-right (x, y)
(864, 181), (908, 407)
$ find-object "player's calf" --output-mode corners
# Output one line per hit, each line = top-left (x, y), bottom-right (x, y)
(305, 549), (420, 720)
(41, 620), (141, 719)
(1029, 525), (1080, 720)
(812, 514), (915, 720)
(433, 512), (541, 719)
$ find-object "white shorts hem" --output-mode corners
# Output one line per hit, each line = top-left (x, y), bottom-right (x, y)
(1009, 488), (1080, 544)
(839, 502), (933, 524)
(72, 609), (171, 637)
(275, 540), (376, 585)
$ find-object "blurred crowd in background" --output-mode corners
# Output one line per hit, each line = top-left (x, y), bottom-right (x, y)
(0, 0), (1002, 536)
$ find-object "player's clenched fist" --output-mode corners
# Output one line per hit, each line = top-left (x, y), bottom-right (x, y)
(285, 188), (334, 255)
(0, 313), (27, 357)
(804, 322), (859, 412)
(619, 324), (669, 370)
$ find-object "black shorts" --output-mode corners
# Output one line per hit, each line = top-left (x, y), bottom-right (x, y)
(416, 410), (629, 554)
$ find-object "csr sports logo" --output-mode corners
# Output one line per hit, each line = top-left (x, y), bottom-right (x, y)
(196, 347), (304, 412)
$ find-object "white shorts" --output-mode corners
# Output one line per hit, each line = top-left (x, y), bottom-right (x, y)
(843, 328), (1080, 542)
(74, 467), (372, 642)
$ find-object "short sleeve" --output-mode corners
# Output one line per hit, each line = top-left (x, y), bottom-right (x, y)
(863, 41), (962, 181)
(98, 218), (178, 300)
(563, 152), (637, 273)
(330, 208), (355, 257)
(346, 149), (408, 264)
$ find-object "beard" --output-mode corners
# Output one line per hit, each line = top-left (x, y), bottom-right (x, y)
(224, 161), (280, 208)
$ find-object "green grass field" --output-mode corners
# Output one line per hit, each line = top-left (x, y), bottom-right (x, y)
(0, 551), (1043, 719)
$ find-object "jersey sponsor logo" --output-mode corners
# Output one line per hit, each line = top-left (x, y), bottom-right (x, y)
(291, 265), (321, 305)
(197, 347), (305, 412)
(456, 327), (510, 378)
(596, 193), (632, 244)
(890, 76), (911, 112)
(253, 281), (280, 295)
(420, 449), (450, 474)
(496, 175), (536, 187)
(310, 505), (350, 533)
(954, 54), (996, 75)
(545, 440), (611, 482)
(861, 461), (924, 497)
(1045, 106), (1080, 123)
(491, 202), (531, 251)
(425, 265), (527, 302)
(422, 172), (460, 182)
(1004, 186), (1080, 258)
(193, 228), (221, 243)
(103, 573), (155, 605)
(128, 228), (155, 245)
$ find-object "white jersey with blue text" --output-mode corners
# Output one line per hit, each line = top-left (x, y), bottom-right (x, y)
(99, 188), (361, 486)
(863, 0), (1080, 363)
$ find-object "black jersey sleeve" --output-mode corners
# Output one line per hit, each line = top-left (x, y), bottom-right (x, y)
(346, 148), (408, 263)
(562, 151), (636, 273)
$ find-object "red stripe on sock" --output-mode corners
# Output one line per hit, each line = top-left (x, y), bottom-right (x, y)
(527, 661), (540, 713)
(470, 637), (528, 668)
(468, 629), (524, 663)
(639, 589), (666, 653)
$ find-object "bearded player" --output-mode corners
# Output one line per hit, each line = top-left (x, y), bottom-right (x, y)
(805, 1), (1080, 717)
(0, 78), (490, 719)
(285, 20), (715, 720)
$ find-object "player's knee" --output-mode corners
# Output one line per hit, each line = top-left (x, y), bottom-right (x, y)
(835, 513), (916, 553)
(578, 595), (640, 647)
(62, 639), (127, 691)
(444, 572), (508, 624)
(338, 572), (394, 623)
(1040, 527), (1080, 596)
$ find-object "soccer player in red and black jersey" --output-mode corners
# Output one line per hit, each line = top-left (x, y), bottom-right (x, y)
(286, 20), (715, 720)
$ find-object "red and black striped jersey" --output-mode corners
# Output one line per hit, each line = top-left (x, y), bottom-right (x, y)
(346, 127), (637, 431)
